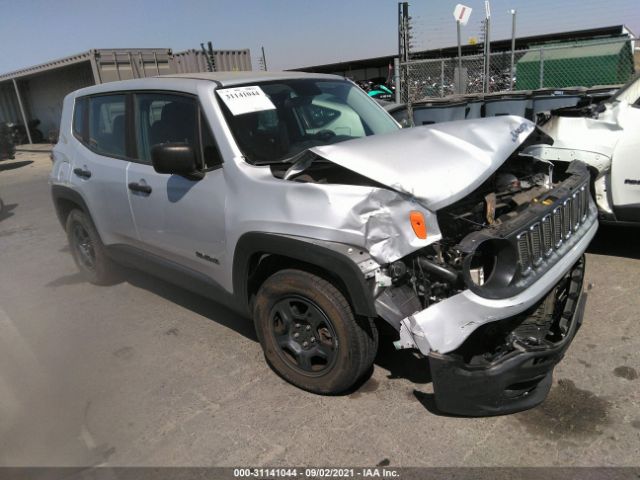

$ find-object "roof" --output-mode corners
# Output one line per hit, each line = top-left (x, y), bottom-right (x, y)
(0, 51), (92, 82)
(65, 71), (346, 98)
(518, 39), (631, 63)
(0, 48), (173, 82)
(160, 71), (344, 86)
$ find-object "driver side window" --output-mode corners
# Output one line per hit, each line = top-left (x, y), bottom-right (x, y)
(134, 92), (222, 168)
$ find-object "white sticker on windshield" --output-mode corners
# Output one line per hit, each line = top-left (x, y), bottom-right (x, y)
(217, 86), (276, 116)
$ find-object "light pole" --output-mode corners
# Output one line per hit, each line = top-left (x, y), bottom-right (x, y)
(483, 1), (491, 94)
(510, 9), (517, 90)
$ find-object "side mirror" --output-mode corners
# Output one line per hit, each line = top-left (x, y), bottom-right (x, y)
(151, 143), (203, 179)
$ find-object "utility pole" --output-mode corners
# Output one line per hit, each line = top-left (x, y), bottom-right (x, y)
(260, 46), (268, 71)
(483, 1), (491, 93)
(200, 42), (217, 72)
(398, 2), (411, 63)
(457, 20), (462, 92)
(398, 2), (413, 123)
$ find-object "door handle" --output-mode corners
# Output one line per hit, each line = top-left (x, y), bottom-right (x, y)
(73, 168), (92, 179)
(128, 182), (152, 194)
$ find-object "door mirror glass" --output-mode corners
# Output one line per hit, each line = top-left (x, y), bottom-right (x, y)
(151, 143), (202, 178)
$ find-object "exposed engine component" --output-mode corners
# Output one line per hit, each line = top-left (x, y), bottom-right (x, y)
(379, 155), (586, 311)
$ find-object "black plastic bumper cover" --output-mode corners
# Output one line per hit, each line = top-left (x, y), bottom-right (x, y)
(428, 257), (587, 416)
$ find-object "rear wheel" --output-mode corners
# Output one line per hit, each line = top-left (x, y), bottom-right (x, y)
(66, 209), (118, 285)
(254, 269), (377, 394)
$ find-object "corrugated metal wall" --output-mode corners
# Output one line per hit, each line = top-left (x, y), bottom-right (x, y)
(0, 47), (252, 143)
(95, 49), (173, 82)
(171, 49), (252, 73)
(22, 62), (95, 135)
(0, 83), (20, 124)
(213, 50), (252, 71)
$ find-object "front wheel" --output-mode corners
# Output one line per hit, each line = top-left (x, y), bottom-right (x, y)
(253, 269), (377, 394)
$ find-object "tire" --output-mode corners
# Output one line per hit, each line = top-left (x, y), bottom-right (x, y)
(254, 268), (377, 394)
(65, 209), (118, 285)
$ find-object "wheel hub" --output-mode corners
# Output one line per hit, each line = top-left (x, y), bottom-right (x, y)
(269, 296), (338, 375)
(72, 223), (95, 269)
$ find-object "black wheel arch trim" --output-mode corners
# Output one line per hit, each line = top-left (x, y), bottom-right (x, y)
(51, 184), (92, 228)
(233, 232), (377, 318)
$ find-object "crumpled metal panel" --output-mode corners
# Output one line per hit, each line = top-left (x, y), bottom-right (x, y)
(536, 101), (626, 167)
(524, 145), (612, 172)
(352, 188), (442, 264)
(396, 214), (598, 355)
(224, 161), (442, 276)
(304, 115), (536, 211)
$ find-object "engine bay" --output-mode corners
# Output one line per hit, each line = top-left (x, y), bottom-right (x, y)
(383, 152), (575, 311)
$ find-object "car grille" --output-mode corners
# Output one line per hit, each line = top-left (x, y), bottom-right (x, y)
(517, 185), (589, 275)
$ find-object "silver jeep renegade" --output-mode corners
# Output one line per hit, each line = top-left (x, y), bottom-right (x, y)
(50, 72), (597, 415)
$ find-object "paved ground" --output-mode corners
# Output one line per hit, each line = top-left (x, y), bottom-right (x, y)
(0, 151), (639, 467)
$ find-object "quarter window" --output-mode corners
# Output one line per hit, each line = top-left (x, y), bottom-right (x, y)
(200, 113), (223, 168)
(73, 97), (86, 140)
(88, 95), (127, 158)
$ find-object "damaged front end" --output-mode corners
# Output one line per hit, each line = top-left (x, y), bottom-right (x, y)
(429, 257), (586, 415)
(271, 114), (597, 415)
(371, 153), (597, 415)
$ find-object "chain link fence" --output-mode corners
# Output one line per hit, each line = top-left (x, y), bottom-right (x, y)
(399, 38), (636, 103)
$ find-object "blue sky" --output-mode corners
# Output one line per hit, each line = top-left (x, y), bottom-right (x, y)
(0, 0), (638, 73)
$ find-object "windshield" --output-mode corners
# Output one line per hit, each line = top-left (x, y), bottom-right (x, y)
(216, 78), (400, 165)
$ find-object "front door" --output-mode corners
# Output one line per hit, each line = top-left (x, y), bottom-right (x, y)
(126, 92), (227, 283)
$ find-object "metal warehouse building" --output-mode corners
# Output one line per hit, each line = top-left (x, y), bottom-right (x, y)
(0, 48), (251, 144)
(293, 25), (633, 81)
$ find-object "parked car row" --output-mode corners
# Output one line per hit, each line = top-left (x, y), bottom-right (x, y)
(386, 85), (621, 127)
(387, 75), (640, 227)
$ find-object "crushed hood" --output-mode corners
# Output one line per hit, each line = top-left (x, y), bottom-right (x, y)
(295, 115), (535, 211)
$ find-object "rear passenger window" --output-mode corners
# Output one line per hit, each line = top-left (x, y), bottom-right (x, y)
(134, 93), (222, 169)
(73, 98), (86, 140)
(88, 95), (126, 158)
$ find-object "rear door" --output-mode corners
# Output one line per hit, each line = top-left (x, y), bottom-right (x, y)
(126, 92), (227, 281)
(70, 94), (137, 245)
(611, 102), (640, 222)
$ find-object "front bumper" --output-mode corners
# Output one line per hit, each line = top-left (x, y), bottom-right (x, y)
(429, 256), (586, 416)
(395, 216), (597, 355)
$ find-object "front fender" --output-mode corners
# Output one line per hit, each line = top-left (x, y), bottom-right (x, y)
(233, 232), (378, 317)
